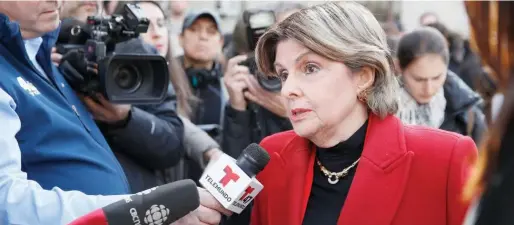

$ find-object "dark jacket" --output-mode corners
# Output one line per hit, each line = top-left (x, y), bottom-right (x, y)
(221, 102), (292, 225)
(178, 56), (227, 185)
(97, 39), (185, 193)
(449, 40), (496, 95)
(440, 71), (487, 144)
(222, 103), (292, 158)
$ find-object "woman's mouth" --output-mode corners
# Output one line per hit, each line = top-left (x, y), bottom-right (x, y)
(290, 108), (312, 122)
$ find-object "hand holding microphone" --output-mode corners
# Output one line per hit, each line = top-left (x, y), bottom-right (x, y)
(67, 179), (229, 225)
(171, 188), (232, 225)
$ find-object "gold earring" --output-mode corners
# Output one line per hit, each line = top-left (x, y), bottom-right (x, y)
(357, 90), (368, 102)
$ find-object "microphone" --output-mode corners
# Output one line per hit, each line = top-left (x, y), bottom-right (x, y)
(200, 143), (270, 214)
(68, 179), (199, 225)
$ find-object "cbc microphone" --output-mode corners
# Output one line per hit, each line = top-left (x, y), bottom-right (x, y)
(68, 179), (199, 225)
(200, 143), (270, 214)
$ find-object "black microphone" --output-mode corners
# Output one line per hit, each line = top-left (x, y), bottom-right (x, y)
(68, 179), (199, 225)
(235, 143), (271, 177)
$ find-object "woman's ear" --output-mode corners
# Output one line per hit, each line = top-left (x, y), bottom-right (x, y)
(356, 67), (375, 92)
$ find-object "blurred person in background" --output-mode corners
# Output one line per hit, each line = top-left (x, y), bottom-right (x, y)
(102, 0), (118, 15)
(419, 11), (439, 26)
(166, 0), (189, 57)
(250, 2), (478, 225)
(224, 2), (304, 59)
(426, 22), (497, 123)
(59, 0), (99, 22)
(175, 9), (227, 186)
(396, 27), (487, 144)
(463, 1), (514, 224)
(178, 9), (226, 136)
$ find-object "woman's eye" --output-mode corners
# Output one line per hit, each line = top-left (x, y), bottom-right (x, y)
(278, 71), (288, 81)
(157, 20), (165, 27)
(304, 64), (320, 74)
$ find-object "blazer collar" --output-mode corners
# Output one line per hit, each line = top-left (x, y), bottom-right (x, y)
(360, 113), (409, 170)
(280, 114), (413, 225)
(339, 114), (413, 225)
(277, 114), (413, 225)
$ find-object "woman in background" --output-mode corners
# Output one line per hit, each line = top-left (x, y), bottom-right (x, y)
(463, 1), (514, 224)
(251, 2), (477, 225)
(395, 27), (487, 144)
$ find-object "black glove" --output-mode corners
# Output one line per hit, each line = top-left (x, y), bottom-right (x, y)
(59, 48), (99, 96)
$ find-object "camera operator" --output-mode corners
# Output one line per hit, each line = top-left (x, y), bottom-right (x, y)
(57, 1), (185, 193)
(0, 1), (227, 225)
(111, 0), (224, 186)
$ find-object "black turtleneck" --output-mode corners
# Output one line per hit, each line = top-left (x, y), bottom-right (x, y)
(302, 120), (368, 225)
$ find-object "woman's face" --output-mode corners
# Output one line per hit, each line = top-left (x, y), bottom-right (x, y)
(402, 54), (448, 104)
(274, 39), (368, 140)
(139, 2), (169, 57)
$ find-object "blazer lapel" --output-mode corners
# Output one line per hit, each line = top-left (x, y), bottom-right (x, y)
(338, 115), (413, 225)
(271, 138), (315, 225)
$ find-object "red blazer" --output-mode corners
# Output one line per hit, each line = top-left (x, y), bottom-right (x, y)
(251, 114), (478, 225)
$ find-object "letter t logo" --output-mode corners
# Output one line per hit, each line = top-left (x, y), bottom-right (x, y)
(219, 166), (240, 187)
(239, 186), (255, 201)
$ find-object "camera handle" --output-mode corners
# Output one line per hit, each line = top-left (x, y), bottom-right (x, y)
(59, 50), (102, 103)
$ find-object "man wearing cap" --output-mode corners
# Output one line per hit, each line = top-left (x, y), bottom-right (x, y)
(178, 10), (225, 137)
(176, 9), (227, 185)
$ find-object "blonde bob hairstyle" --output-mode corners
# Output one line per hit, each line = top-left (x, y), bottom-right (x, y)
(255, 1), (400, 118)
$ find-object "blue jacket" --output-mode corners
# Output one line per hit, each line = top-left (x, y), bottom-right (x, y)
(0, 14), (130, 195)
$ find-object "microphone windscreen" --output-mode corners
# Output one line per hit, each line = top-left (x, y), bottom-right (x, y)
(243, 143), (271, 171)
(103, 179), (199, 225)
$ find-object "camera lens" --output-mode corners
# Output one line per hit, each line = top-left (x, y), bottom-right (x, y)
(257, 75), (282, 92)
(114, 65), (142, 93)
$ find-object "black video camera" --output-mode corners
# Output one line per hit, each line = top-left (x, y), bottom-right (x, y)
(239, 9), (282, 92)
(57, 3), (169, 105)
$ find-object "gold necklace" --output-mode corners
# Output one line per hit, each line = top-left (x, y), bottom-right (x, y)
(316, 158), (360, 185)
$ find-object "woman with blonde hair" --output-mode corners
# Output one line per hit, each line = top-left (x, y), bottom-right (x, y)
(251, 2), (478, 225)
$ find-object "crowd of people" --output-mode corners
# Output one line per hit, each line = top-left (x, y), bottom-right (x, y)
(0, 0), (512, 225)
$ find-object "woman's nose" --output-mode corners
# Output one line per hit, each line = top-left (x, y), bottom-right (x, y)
(281, 75), (301, 99)
(152, 32), (162, 39)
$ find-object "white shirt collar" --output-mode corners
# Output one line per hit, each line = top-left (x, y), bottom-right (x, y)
(23, 37), (48, 79)
(23, 37), (44, 63)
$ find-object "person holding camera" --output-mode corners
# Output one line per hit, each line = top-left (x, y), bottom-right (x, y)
(57, 0), (186, 194)
(221, 5), (303, 163)
(112, 0), (224, 185)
